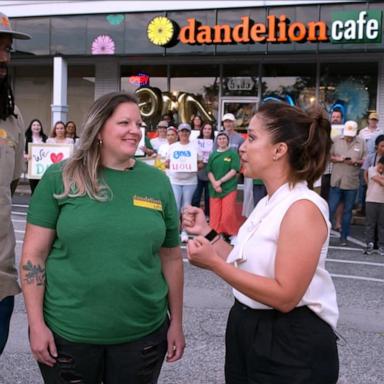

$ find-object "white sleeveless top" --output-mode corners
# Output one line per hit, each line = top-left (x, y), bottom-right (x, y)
(227, 182), (339, 329)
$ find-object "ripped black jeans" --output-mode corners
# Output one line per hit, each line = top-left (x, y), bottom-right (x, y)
(38, 319), (168, 384)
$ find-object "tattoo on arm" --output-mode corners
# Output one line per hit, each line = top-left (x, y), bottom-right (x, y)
(22, 260), (45, 286)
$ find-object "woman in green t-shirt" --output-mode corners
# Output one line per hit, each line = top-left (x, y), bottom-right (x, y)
(207, 132), (241, 240)
(20, 92), (185, 383)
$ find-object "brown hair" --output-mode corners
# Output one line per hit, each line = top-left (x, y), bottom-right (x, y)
(55, 92), (138, 201)
(257, 102), (331, 188)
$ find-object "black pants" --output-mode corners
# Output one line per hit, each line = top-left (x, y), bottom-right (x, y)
(39, 319), (168, 384)
(225, 300), (339, 384)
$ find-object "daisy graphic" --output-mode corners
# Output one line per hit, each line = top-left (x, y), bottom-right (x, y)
(147, 16), (174, 46)
(91, 35), (115, 55)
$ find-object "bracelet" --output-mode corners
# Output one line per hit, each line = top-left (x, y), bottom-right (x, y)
(204, 228), (218, 242)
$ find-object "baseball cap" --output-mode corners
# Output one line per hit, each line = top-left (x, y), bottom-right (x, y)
(343, 121), (358, 137)
(157, 120), (169, 128)
(178, 123), (191, 132)
(0, 12), (31, 39)
(368, 112), (379, 121)
(167, 126), (177, 134)
(222, 113), (236, 122)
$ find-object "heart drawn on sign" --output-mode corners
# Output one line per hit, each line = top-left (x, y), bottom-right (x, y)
(50, 152), (64, 163)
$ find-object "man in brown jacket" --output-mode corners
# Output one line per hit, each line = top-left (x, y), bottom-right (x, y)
(0, 11), (30, 354)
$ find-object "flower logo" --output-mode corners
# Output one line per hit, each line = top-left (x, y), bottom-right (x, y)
(147, 16), (174, 46)
(91, 35), (116, 55)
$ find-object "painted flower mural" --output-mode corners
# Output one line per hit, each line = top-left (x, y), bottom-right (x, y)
(147, 16), (174, 46)
(91, 35), (115, 55)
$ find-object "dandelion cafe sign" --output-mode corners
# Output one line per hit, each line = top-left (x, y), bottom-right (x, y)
(147, 10), (382, 46)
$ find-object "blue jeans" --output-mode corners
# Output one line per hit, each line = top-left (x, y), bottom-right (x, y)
(329, 187), (358, 239)
(171, 184), (197, 213)
(0, 295), (14, 355)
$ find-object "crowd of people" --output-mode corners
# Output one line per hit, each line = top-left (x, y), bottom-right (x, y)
(2, 9), (384, 384)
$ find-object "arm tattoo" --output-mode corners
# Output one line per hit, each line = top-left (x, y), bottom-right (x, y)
(22, 260), (45, 286)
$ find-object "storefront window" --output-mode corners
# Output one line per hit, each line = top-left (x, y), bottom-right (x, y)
(319, 62), (378, 126)
(261, 63), (316, 110)
(121, 65), (167, 130)
(170, 65), (219, 127)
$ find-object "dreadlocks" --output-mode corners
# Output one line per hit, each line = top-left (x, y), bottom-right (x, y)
(0, 74), (16, 121)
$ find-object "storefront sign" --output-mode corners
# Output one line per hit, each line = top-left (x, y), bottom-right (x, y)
(129, 72), (150, 87)
(227, 77), (255, 91)
(147, 10), (382, 46)
(27, 143), (73, 179)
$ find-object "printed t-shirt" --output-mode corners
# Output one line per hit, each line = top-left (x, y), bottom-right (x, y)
(167, 141), (202, 185)
(207, 149), (240, 198)
(27, 161), (179, 344)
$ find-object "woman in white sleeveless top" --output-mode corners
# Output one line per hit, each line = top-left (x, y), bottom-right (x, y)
(183, 102), (339, 384)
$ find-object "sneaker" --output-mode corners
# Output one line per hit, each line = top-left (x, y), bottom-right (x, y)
(379, 247), (384, 256)
(364, 242), (374, 255)
(339, 238), (348, 246)
(180, 231), (189, 243)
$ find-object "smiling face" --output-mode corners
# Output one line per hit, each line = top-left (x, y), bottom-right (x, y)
(54, 123), (66, 138)
(31, 120), (42, 134)
(167, 130), (177, 144)
(178, 129), (190, 144)
(239, 114), (279, 179)
(66, 122), (76, 135)
(98, 102), (142, 165)
(0, 35), (12, 79)
(217, 134), (229, 150)
(202, 124), (213, 139)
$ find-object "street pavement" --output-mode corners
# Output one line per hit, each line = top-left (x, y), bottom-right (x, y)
(1, 188), (383, 383)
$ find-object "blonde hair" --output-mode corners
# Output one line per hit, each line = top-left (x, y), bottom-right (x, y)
(55, 92), (138, 201)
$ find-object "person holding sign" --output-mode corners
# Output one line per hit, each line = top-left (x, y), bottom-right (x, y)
(20, 92), (185, 383)
(167, 122), (203, 242)
(207, 132), (241, 242)
(192, 122), (215, 217)
(46, 121), (74, 145)
(182, 102), (339, 384)
(24, 119), (48, 193)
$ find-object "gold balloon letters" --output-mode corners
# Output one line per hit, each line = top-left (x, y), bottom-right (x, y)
(136, 87), (215, 124)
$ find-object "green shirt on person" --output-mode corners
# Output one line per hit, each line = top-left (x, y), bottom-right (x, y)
(27, 160), (179, 344)
(207, 149), (240, 198)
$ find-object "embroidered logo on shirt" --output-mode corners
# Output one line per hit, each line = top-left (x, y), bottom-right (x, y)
(133, 195), (163, 211)
(0, 128), (8, 139)
(224, 157), (231, 162)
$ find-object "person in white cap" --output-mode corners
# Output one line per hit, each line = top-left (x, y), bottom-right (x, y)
(219, 113), (244, 152)
(0, 11), (31, 355)
(329, 120), (366, 246)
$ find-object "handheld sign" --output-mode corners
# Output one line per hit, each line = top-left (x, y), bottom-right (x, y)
(27, 143), (74, 179)
(196, 138), (213, 163)
(169, 146), (197, 172)
(331, 124), (344, 139)
(135, 127), (146, 157)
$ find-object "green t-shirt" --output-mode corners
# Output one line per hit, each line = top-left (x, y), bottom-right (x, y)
(27, 160), (179, 344)
(207, 149), (240, 198)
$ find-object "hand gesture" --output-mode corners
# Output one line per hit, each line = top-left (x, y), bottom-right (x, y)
(182, 205), (210, 236)
(187, 236), (221, 270)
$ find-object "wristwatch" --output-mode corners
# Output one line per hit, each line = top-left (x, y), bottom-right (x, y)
(204, 229), (219, 241)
